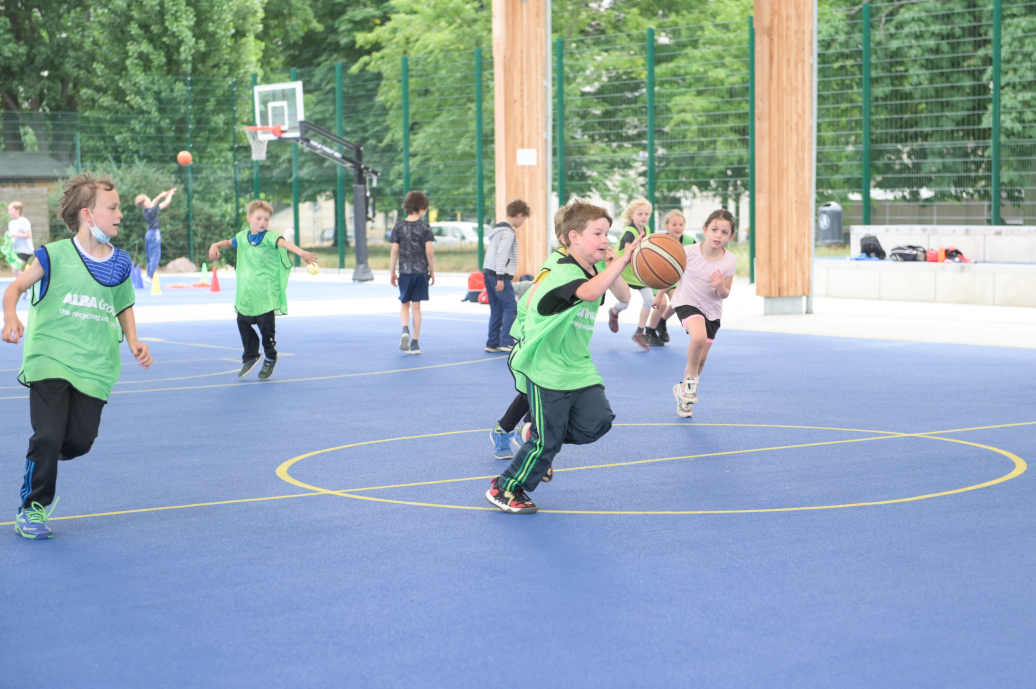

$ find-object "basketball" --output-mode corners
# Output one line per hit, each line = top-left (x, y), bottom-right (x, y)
(177, 150), (193, 166)
(630, 233), (687, 289)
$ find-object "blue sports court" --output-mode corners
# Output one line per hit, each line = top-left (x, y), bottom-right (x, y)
(1, 275), (1034, 687)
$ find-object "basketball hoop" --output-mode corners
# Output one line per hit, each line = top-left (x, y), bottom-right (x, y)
(243, 125), (283, 161)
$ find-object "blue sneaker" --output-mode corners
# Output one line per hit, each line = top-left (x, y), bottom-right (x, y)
(491, 424), (513, 460)
(15, 498), (59, 540)
(509, 422), (532, 458)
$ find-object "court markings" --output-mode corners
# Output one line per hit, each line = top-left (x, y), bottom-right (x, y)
(274, 422), (1030, 515)
(2, 421), (1028, 526)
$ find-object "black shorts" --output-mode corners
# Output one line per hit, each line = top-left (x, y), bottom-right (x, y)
(398, 273), (429, 303)
(16, 252), (32, 265)
(675, 305), (720, 341)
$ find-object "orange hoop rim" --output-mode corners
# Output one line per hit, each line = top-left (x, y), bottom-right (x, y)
(244, 124), (284, 137)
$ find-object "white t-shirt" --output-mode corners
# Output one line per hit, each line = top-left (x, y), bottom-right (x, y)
(8, 217), (32, 254)
(670, 244), (737, 321)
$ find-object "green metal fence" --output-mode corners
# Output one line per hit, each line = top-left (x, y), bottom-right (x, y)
(2, 0), (1033, 278)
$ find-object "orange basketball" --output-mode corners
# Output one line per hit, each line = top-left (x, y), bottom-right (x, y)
(177, 150), (193, 166)
(631, 233), (687, 289)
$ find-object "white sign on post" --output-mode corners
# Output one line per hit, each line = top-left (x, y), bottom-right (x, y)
(516, 149), (537, 166)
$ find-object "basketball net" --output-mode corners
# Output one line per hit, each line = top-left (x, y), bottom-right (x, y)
(244, 127), (268, 161)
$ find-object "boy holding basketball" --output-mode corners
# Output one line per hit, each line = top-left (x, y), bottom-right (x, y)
(486, 200), (640, 514)
(208, 200), (318, 380)
(134, 188), (176, 278)
(2, 172), (152, 539)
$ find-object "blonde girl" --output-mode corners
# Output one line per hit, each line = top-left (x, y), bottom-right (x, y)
(606, 197), (653, 349)
(645, 210), (696, 346)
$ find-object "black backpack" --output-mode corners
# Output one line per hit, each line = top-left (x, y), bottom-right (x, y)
(890, 245), (926, 261)
(860, 234), (886, 260)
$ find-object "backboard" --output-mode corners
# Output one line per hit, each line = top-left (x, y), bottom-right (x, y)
(253, 81), (305, 140)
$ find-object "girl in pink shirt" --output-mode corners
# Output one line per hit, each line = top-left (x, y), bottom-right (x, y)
(651, 209), (737, 418)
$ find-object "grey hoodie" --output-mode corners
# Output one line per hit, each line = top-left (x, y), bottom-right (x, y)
(483, 221), (518, 278)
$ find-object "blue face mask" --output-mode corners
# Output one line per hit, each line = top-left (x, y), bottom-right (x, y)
(85, 212), (112, 244)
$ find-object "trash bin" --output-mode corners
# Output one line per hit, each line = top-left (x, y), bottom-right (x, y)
(817, 202), (843, 245)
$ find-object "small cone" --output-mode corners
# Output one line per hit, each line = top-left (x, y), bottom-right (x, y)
(210, 267), (221, 293)
(131, 264), (144, 289)
(201, 262), (208, 274)
(151, 274), (162, 295)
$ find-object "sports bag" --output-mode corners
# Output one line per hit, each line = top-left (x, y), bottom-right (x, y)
(890, 245), (927, 261)
(944, 247), (970, 264)
(859, 234), (886, 260)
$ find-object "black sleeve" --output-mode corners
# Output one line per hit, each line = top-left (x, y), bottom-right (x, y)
(391, 223), (402, 244)
(537, 279), (588, 316)
(618, 229), (637, 251)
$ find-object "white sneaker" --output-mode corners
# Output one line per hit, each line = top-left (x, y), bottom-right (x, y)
(672, 383), (694, 418)
(682, 376), (699, 404)
(399, 331), (410, 351)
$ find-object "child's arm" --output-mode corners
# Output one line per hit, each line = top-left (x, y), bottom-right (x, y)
(157, 188), (177, 210)
(208, 239), (234, 262)
(116, 308), (152, 369)
(389, 243), (399, 286)
(575, 238), (642, 303)
(9, 223), (31, 239)
(276, 237), (317, 265)
(710, 271), (733, 299)
(425, 241), (435, 285)
(1, 261), (45, 344)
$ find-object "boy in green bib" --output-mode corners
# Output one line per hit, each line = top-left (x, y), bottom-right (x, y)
(208, 200), (317, 380)
(2, 172), (153, 539)
(486, 200), (642, 514)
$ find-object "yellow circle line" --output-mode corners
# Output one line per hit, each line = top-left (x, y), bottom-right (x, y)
(116, 368), (240, 384)
(276, 424), (1029, 515)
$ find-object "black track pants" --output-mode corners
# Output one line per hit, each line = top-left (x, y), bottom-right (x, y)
(499, 382), (614, 493)
(498, 393), (530, 433)
(20, 379), (106, 509)
(237, 311), (277, 362)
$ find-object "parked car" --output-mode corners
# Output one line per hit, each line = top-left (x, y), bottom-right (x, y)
(429, 222), (489, 246)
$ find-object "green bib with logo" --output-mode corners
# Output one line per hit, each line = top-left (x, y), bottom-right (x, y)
(234, 230), (291, 317)
(19, 239), (135, 400)
(509, 258), (603, 392)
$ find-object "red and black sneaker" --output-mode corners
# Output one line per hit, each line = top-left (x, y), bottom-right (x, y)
(657, 319), (670, 343)
(485, 478), (538, 514)
(608, 307), (619, 333)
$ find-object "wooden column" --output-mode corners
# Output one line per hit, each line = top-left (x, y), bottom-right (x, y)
(493, 0), (548, 278)
(754, 0), (814, 311)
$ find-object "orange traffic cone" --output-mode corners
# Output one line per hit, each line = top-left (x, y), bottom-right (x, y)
(210, 266), (221, 293)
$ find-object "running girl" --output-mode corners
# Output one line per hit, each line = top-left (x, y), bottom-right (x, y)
(606, 197), (652, 349)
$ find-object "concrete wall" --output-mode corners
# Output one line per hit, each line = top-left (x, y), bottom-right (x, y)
(813, 259), (1036, 307)
(850, 225), (1036, 263)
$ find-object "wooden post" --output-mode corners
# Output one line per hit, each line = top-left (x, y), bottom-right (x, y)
(754, 0), (814, 314)
(493, 0), (548, 278)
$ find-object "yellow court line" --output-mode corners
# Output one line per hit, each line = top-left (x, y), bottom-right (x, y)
(0, 355), (508, 400)
(140, 337), (295, 357)
(917, 420), (1036, 435)
(0, 492), (323, 526)
(276, 423), (1030, 515)
(116, 368), (239, 384)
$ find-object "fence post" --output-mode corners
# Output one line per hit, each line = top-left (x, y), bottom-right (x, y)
(646, 28), (656, 232)
(475, 48), (485, 269)
(336, 63), (347, 268)
(186, 76), (194, 264)
(991, 0), (1002, 225)
(74, 129), (81, 174)
(749, 17), (756, 284)
(252, 73), (260, 199)
(232, 78), (240, 233)
(862, 3), (871, 226)
(290, 67), (300, 266)
(556, 38), (565, 208)
(402, 56), (410, 195)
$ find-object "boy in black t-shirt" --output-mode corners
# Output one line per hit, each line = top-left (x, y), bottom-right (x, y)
(389, 191), (435, 355)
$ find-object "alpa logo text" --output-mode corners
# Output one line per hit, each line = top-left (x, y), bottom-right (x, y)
(62, 293), (116, 315)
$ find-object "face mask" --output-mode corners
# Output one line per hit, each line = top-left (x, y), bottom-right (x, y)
(85, 212), (112, 244)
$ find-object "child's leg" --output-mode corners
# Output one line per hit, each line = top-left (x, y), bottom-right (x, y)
(21, 380), (103, 509)
(499, 280), (518, 346)
(497, 393), (530, 434)
(636, 287), (653, 329)
(683, 316), (710, 380)
(399, 301), (411, 328)
(499, 384), (573, 492)
(563, 385), (615, 445)
(411, 301), (422, 340)
(484, 273), (502, 348)
(237, 314), (261, 362)
(255, 311), (278, 361)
